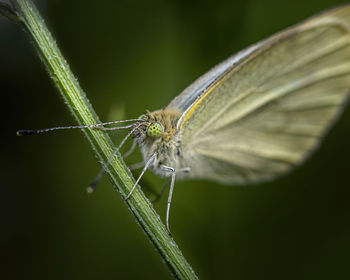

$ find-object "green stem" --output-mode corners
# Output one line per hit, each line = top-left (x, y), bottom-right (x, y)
(7, 0), (198, 279)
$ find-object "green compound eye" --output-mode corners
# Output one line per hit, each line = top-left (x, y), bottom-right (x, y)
(147, 122), (163, 139)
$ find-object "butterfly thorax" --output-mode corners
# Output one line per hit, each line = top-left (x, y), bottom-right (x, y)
(133, 109), (184, 177)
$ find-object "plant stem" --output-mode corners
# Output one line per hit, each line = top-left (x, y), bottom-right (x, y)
(8, 0), (198, 279)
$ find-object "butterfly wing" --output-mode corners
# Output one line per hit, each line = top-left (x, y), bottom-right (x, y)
(166, 42), (265, 112)
(172, 5), (350, 184)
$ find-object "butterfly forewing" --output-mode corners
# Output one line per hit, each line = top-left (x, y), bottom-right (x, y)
(176, 5), (350, 184)
(166, 43), (264, 112)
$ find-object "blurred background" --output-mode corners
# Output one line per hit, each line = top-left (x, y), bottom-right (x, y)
(2, 0), (350, 279)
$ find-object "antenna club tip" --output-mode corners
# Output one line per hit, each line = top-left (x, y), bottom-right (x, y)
(17, 130), (36, 136)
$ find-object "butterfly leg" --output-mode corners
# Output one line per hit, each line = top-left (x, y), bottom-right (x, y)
(124, 152), (157, 200)
(161, 166), (191, 235)
(161, 165), (176, 235)
(87, 126), (139, 193)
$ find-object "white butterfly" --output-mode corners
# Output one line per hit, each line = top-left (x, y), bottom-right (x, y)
(19, 5), (350, 234)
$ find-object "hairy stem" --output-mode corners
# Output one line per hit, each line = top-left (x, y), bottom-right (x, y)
(6, 0), (198, 279)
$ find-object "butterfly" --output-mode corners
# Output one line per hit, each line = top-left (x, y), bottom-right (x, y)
(18, 4), (350, 234)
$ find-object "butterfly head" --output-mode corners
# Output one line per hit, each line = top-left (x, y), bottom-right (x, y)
(134, 109), (182, 143)
(132, 109), (182, 163)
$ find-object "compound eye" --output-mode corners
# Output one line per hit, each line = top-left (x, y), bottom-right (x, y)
(147, 122), (163, 139)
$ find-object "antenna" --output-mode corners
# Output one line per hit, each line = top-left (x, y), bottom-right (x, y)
(17, 118), (148, 194)
(16, 119), (141, 136)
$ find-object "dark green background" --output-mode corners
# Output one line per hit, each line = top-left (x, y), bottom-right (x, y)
(2, 0), (350, 279)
